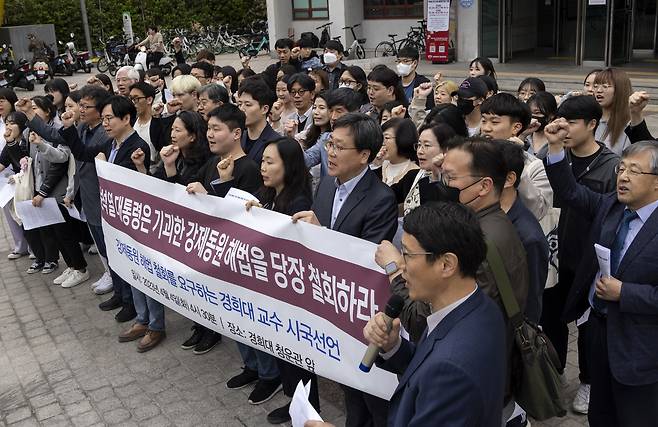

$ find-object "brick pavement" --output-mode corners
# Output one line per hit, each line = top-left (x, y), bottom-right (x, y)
(0, 213), (591, 426)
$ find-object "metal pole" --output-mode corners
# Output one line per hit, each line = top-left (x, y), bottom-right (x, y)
(80, 0), (93, 54)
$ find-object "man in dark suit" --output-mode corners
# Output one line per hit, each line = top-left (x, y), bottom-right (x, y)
(59, 95), (151, 323)
(544, 117), (658, 427)
(293, 113), (398, 427)
(365, 203), (506, 427)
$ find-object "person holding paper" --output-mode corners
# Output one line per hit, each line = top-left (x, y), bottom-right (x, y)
(19, 86), (116, 296)
(539, 95), (619, 414)
(293, 113), (398, 427)
(59, 95), (151, 322)
(544, 118), (658, 426)
(364, 203), (506, 427)
(23, 96), (90, 288)
(0, 109), (30, 260)
(244, 136), (317, 423)
(182, 104), (262, 356)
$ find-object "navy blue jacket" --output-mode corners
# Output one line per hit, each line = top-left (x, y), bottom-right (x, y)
(377, 288), (506, 427)
(546, 155), (658, 386)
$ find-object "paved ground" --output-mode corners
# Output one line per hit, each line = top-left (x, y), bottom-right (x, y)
(5, 52), (654, 426)
(0, 211), (590, 427)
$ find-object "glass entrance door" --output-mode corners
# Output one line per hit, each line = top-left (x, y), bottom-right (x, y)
(608, 0), (634, 65)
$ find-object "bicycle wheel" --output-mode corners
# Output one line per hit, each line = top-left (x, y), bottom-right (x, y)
(96, 57), (109, 73)
(374, 41), (395, 58)
(355, 44), (366, 60)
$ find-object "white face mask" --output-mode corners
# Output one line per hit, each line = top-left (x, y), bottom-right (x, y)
(323, 52), (338, 65)
(338, 83), (354, 90)
(396, 63), (413, 77)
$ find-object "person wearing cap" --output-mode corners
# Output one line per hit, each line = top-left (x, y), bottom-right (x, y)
(298, 37), (322, 70)
(322, 40), (347, 90)
(454, 77), (488, 137)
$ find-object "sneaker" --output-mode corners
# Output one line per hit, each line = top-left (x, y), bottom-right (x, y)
(115, 304), (137, 323)
(88, 244), (98, 255)
(61, 269), (90, 288)
(137, 330), (166, 353)
(572, 383), (590, 414)
(41, 262), (59, 275)
(118, 323), (148, 342)
(53, 268), (73, 285)
(7, 251), (27, 260)
(180, 325), (204, 350)
(193, 330), (221, 355)
(99, 294), (122, 311)
(226, 368), (259, 390)
(267, 402), (292, 424)
(92, 272), (113, 295)
(29, 253), (36, 260)
(248, 378), (282, 405)
(26, 262), (44, 274)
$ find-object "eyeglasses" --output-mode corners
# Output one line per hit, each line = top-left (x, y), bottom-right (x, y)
(289, 89), (309, 97)
(413, 142), (436, 152)
(129, 96), (146, 104)
(324, 140), (359, 153)
(339, 79), (357, 86)
(101, 115), (116, 123)
(615, 164), (658, 177)
(401, 250), (433, 262)
(78, 103), (96, 111)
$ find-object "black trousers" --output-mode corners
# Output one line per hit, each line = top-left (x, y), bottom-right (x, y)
(342, 385), (388, 427)
(147, 51), (164, 67)
(24, 205), (87, 270)
(588, 313), (658, 427)
(541, 266), (590, 383)
(278, 360), (320, 409)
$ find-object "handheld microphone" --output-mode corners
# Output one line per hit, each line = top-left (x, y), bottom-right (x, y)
(359, 294), (405, 373)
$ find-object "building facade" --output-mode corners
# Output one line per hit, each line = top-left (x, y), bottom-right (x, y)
(266, 0), (658, 67)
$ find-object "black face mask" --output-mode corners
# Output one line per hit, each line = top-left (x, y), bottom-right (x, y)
(437, 177), (484, 205)
(457, 98), (476, 116)
(533, 115), (549, 131)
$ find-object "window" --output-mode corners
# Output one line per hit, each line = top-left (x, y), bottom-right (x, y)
(364, 0), (424, 19)
(292, 0), (329, 20)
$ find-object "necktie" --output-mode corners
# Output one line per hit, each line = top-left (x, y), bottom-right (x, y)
(610, 209), (639, 275)
(592, 209), (638, 313)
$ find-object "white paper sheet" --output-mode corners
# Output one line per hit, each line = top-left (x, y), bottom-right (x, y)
(594, 244), (611, 278)
(64, 204), (83, 221)
(290, 380), (323, 427)
(15, 198), (65, 230)
(225, 187), (260, 204)
(0, 180), (15, 208)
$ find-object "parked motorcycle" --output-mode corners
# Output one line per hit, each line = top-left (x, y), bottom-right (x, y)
(0, 44), (35, 91)
(64, 33), (92, 73)
(96, 36), (128, 76)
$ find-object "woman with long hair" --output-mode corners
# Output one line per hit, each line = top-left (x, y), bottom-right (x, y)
(593, 68), (632, 156)
(244, 137), (316, 424)
(525, 91), (558, 157)
(44, 78), (70, 117)
(469, 57), (497, 79)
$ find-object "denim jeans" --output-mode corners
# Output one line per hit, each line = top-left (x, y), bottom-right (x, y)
(132, 287), (165, 331)
(88, 223), (133, 305)
(237, 343), (279, 380)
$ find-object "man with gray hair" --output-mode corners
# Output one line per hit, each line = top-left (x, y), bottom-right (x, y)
(116, 66), (140, 97)
(197, 83), (229, 120)
(545, 116), (658, 427)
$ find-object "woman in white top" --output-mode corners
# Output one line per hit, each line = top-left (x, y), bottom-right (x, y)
(593, 68), (632, 157)
(377, 117), (420, 186)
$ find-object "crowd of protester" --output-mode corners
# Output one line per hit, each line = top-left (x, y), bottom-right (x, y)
(1, 34), (657, 427)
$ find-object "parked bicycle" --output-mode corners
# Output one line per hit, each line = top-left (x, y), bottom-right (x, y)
(238, 33), (270, 58)
(334, 25), (366, 60)
(374, 21), (427, 57)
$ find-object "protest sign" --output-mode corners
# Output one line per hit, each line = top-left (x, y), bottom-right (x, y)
(95, 160), (398, 399)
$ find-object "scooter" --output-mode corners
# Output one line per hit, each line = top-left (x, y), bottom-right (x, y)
(0, 45), (34, 91)
(133, 46), (148, 72)
(32, 60), (50, 83)
(64, 33), (92, 73)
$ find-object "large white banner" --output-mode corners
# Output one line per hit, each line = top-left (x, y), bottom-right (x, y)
(95, 160), (398, 399)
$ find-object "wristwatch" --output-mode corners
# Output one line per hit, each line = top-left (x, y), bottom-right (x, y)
(384, 261), (399, 276)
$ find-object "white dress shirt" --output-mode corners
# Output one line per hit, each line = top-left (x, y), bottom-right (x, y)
(331, 166), (369, 228)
